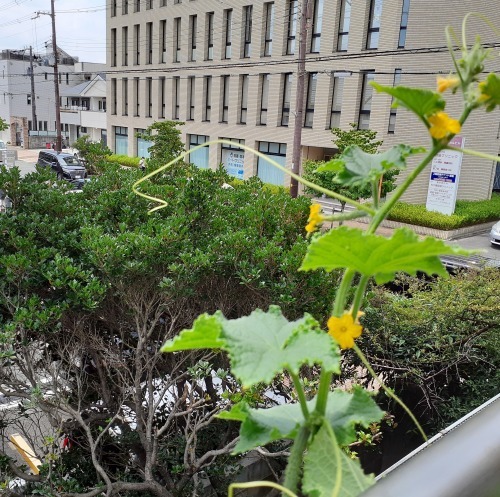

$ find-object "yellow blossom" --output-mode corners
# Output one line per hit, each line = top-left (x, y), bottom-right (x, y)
(436, 75), (460, 93)
(327, 312), (363, 349)
(305, 203), (324, 234)
(428, 112), (461, 140)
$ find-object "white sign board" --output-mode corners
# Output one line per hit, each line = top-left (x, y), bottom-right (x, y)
(426, 136), (464, 215)
(222, 149), (245, 180)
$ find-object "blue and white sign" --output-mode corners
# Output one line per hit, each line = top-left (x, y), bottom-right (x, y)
(222, 149), (245, 180)
(426, 136), (464, 215)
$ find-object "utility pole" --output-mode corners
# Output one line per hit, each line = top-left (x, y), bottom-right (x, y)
(50, 0), (62, 152)
(290, 0), (311, 198)
(29, 46), (37, 131)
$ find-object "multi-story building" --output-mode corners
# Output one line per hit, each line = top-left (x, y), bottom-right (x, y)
(107, 0), (500, 202)
(0, 49), (106, 149)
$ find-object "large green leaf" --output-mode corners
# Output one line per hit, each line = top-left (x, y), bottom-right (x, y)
(479, 73), (500, 112)
(222, 308), (340, 386)
(301, 227), (470, 284)
(222, 388), (383, 453)
(302, 424), (374, 497)
(161, 313), (225, 351)
(162, 307), (340, 388)
(371, 83), (445, 120)
(317, 144), (422, 186)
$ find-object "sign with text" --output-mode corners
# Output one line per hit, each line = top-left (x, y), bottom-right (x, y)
(222, 149), (245, 180)
(426, 136), (464, 215)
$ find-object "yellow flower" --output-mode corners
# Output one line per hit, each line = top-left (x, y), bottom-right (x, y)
(327, 312), (363, 349)
(428, 112), (461, 140)
(436, 75), (460, 93)
(305, 203), (324, 234)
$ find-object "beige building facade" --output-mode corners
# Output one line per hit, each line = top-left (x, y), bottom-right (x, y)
(107, 0), (500, 202)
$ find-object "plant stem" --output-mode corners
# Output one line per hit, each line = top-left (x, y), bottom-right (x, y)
(229, 481), (299, 497)
(290, 371), (310, 421)
(353, 343), (428, 442)
(314, 369), (333, 417)
(350, 275), (370, 317)
(332, 269), (355, 317)
(282, 425), (310, 496)
(448, 145), (500, 163)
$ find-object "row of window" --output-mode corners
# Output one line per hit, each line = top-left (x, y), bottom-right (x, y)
(110, 0), (411, 66)
(110, 70), (401, 133)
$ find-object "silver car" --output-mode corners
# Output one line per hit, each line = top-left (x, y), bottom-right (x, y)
(490, 221), (500, 247)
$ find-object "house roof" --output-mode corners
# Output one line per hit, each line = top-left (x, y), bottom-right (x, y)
(60, 74), (105, 98)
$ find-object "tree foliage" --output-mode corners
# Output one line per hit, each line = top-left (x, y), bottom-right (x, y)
(73, 135), (112, 175)
(0, 162), (339, 496)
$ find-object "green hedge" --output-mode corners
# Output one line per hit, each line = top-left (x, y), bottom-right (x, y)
(388, 193), (500, 230)
(106, 154), (140, 168)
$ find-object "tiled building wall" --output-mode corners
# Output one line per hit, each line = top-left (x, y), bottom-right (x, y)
(107, 0), (500, 202)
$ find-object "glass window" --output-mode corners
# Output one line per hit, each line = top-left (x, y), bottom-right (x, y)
(174, 18), (181, 62)
(189, 135), (209, 169)
(281, 73), (293, 126)
(146, 77), (152, 117)
(111, 29), (117, 66)
(123, 0), (128, 15)
(398, 0), (410, 48)
(159, 76), (166, 118)
(160, 19), (167, 63)
(134, 77), (140, 116)
(221, 138), (245, 179)
(310, 0), (323, 53)
(337, 0), (351, 51)
(358, 72), (375, 129)
(221, 75), (229, 123)
(257, 141), (286, 185)
(206, 12), (214, 60)
(146, 22), (153, 64)
(286, 0), (298, 55)
(366, 0), (383, 49)
(111, 78), (117, 115)
(304, 73), (318, 128)
(388, 69), (402, 133)
(243, 5), (253, 58)
(188, 76), (195, 120)
(115, 126), (128, 155)
(134, 0), (140, 12)
(173, 76), (180, 120)
(122, 26), (128, 66)
(259, 74), (270, 125)
(203, 76), (212, 122)
(239, 75), (249, 124)
(190, 15), (197, 61)
(134, 24), (140, 65)
(263, 2), (274, 56)
(122, 78), (128, 116)
(224, 9), (233, 59)
(330, 76), (345, 129)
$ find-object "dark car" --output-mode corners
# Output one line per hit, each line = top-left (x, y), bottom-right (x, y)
(37, 150), (87, 186)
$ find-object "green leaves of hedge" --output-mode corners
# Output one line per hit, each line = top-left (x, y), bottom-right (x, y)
(162, 306), (340, 387)
(301, 227), (470, 284)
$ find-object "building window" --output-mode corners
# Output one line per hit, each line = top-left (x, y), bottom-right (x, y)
(146, 22), (153, 64)
(366, 0), (383, 49)
(329, 75), (345, 129)
(146, 77), (153, 117)
(111, 28), (117, 66)
(286, 0), (298, 55)
(221, 138), (245, 179)
(189, 135), (209, 169)
(174, 17), (181, 62)
(111, 78), (117, 114)
(223, 9), (233, 59)
(159, 76), (166, 118)
(304, 72), (318, 128)
(134, 0), (140, 12)
(281, 73), (293, 126)
(259, 73), (270, 125)
(337, 0), (351, 51)
(161, 0), (166, 6)
(134, 24), (140, 65)
(173, 77), (180, 120)
(123, 0), (128, 15)
(310, 0), (323, 53)
(203, 75), (212, 122)
(134, 77), (140, 116)
(146, 0), (153, 9)
(122, 26), (128, 65)
(263, 2), (274, 56)
(257, 141), (287, 185)
(160, 19), (167, 63)
(398, 0), (410, 48)
(388, 69), (402, 133)
(174, 0), (181, 3)
(27, 94), (31, 105)
(122, 78), (128, 116)
(206, 12), (214, 60)
(188, 76), (196, 120)
(243, 5), (253, 58)
(358, 72), (375, 129)
(111, 0), (117, 17)
(115, 126), (128, 155)
(239, 75), (249, 124)
(189, 15), (197, 61)
(221, 75), (230, 123)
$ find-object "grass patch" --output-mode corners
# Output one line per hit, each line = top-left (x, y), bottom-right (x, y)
(388, 193), (500, 230)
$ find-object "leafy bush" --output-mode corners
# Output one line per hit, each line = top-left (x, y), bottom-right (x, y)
(388, 194), (500, 229)
(106, 154), (140, 168)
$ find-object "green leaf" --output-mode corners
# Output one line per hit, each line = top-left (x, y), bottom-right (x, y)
(301, 227), (471, 284)
(317, 144), (423, 186)
(302, 424), (374, 497)
(160, 313), (225, 352)
(479, 73), (500, 112)
(218, 402), (249, 422)
(371, 83), (445, 120)
(222, 308), (340, 387)
(228, 388), (383, 453)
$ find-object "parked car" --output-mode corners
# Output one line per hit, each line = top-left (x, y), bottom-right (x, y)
(490, 220), (500, 247)
(37, 150), (87, 187)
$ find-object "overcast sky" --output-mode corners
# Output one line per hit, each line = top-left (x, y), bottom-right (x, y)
(1, 0), (107, 63)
